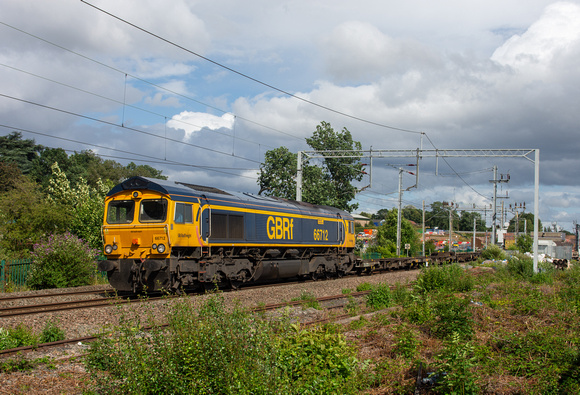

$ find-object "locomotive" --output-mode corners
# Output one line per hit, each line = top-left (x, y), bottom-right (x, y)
(98, 176), (357, 293)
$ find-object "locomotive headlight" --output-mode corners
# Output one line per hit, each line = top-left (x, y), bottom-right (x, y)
(157, 244), (166, 253)
(105, 244), (114, 254)
(152, 243), (157, 250)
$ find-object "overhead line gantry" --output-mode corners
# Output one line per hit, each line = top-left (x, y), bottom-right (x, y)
(296, 148), (540, 272)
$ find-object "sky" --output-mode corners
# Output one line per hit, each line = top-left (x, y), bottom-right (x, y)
(1, 0), (579, 232)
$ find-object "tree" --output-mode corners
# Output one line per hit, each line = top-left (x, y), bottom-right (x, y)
(0, 161), (24, 193)
(47, 162), (110, 249)
(0, 132), (42, 174)
(402, 205), (422, 224)
(507, 212), (541, 234)
(368, 208), (420, 257)
(458, 211), (486, 231)
(427, 201), (458, 230)
(258, 147), (297, 197)
(0, 176), (70, 256)
(30, 147), (70, 191)
(376, 209), (390, 220)
(123, 162), (166, 180)
(258, 121), (364, 212)
(516, 234), (533, 253)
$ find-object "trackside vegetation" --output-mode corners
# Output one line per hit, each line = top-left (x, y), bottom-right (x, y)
(84, 257), (580, 394)
(86, 295), (365, 394)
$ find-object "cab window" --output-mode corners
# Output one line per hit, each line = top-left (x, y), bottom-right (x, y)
(107, 200), (135, 224)
(175, 202), (193, 224)
(139, 199), (167, 222)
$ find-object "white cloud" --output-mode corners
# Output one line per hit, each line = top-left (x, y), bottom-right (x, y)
(491, 2), (580, 70)
(167, 111), (235, 140)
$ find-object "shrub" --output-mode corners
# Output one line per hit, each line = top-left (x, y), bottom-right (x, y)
(356, 282), (373, 292)
(0, 328), (18, 350)
(277, 325), (361, 394)
(392, 325), (420, 359)
(434, 332), (479, 394)
(0, 324), (38, 350)
(415, 264), (473, 294)
(502, 254), (554, 284)
(366, 283), (393, 310)
(28, 232), (100, 289)
(431, 294), (474, 340)
(292, 291), (321, 309)
(481, 244), (506, 261)
(40, 320), (66, 343)
(87, 294), (365, 394)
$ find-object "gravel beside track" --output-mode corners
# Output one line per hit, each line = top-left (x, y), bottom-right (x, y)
(0, 270), (419, 394)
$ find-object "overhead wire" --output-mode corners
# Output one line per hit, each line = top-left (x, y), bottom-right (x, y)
(0, 123), (259, 179)
(0, 12), (490, 202)
(0, 62), (278, 151)
(0, 20), (302, 143)
(80, 0), (423, 135)
(0, 93), (261, 165)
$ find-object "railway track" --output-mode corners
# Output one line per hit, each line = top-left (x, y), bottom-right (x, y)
(0, 264), (429, 319)
(0, 287), (114, 303)
(0, 284), (403, 358)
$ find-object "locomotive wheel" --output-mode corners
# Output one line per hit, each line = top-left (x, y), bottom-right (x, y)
(311, 266), (325, 281)
(230, 269), (250, 290)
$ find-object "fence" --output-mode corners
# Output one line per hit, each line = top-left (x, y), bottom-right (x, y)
(0, 259), (32, 292)
(1, 258), (108, 292)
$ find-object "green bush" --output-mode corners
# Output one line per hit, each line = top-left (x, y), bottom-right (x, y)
(40, 320), (66, 343)
(277, 325), (361, 394)
(500, 254), (554, 284)
(0, 328), (18, 350)
(431, 295), (474, 340)
(434, 332), (479, 394)
(0, 324), (38, 350)
(292, 291), (321, 309)
(366, 283), (393, 310)
(87, 294), (366, 394)
(28, 232), (100, 289)
(415, 264), (474, 294)
(481, 244), (506, 261)
(356, 282), (373, 292)
(392, 325), (420, 359)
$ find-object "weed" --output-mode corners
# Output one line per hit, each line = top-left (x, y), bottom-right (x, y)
(365, 283), (393, 310)
(481, 244), (506, 261)
(0, 356), (53, 373)
(415, 264), (473, 294)
(292, 291), (321, 309)
(391, 282), (412, 306)
(400, 293), (435, 325)
(431, 294), (474, 340)
(392, 325), (420, 359)
(277, 325), (362, 394)
(356, 282), (373, 292)
(40, 319), (66, 343)
(434, 332), (479, 394)
(349, 316), (369, 330)
(345, 295), (359, 315)
(87, 294), (367, 394)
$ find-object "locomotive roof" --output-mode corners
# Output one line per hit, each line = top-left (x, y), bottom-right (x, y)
(107, 176), (353, 218)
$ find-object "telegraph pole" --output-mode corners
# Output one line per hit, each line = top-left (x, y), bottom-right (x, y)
(396, 169), (403, 256)
(422, 200), (426, 256)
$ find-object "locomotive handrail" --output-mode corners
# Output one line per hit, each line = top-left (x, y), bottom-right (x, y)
(337, 213), (343, 243)
(165, 224), (171, 247)
(201, 194), (211, 242)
